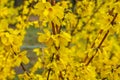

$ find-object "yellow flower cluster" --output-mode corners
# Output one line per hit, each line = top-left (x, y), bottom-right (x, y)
(0, 0), (120, 80)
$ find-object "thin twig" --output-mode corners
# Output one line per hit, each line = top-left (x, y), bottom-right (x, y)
(85, 13), (118, 66)
(11, 45), (30, 76)
(47, 53), (55, 80)
(85, 30), (109, 66)
(83, 29), (103, 62)
(47, 21), (56, 80)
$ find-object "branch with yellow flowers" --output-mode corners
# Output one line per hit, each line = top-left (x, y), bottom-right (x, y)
(85, 13), (118, 66)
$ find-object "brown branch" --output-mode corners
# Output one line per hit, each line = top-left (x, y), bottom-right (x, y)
(47, 53), (55, 80)
(83, 29), (103, 62)
(20, 63), (30, 76)
(14, 51), (30, 76)
(85, 13), (118, 66)
(52, 22), (56, 35)
(98, 30), (109, 48)
(47, 22), (57, 80)
(91, 29), (103, 48)
(85, 30), (109, 66)
(110, 13), (118, 25)
(11, 45), (30, 76)
(47, 68), (52, 80)
(59, 71), (64, 79)
(85, 49), (98, 66)
(51, 0), (56, 6)
(47, 0), (51, 3)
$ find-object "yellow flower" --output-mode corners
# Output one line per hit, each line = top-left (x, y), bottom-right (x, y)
(38, 29), (51, 43)
(14, 51), (29, 66)
(0, 20), (8, 32)
(58, 31), (71, 46)
(42, 0), (46, 3)
(1, 32), (13, 46)
(33, 48), (41, 56)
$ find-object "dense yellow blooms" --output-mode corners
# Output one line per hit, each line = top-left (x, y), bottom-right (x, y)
(0, 0), (120, 80)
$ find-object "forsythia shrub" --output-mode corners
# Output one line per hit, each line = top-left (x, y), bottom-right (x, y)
(0, 0), (120, 80)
